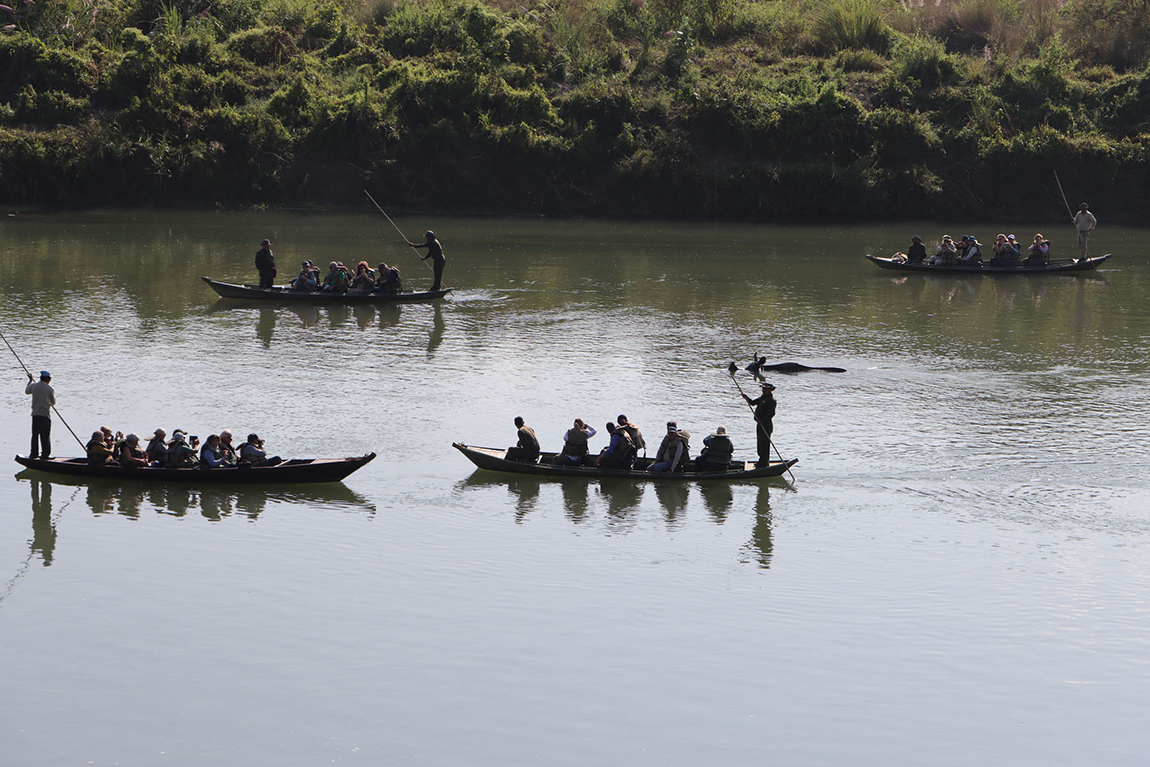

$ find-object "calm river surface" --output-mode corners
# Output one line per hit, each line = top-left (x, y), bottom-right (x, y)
(1, 211), (1148, 766)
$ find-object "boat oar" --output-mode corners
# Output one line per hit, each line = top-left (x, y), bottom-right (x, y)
(728, 369), (795, 482)
(0, 328), (85, 451)
(363, 189), (434, 273)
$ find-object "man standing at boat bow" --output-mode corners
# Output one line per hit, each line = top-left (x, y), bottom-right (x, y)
(25, 370), (55, 460)
(1074, 203), (1096, 261)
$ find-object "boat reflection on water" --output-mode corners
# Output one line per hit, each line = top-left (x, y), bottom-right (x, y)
(456, 472), (783, 565)
(15, 471), (375, 523)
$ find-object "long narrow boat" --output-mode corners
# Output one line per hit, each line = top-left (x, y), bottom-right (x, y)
(203, 277), (452, 302)
(14, 453), (376, 484)
(453, 442), (796, 480)
(865, 253), (1111, 274)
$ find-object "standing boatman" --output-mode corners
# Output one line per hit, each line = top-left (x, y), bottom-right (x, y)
(25, 370), (55, 460)
(255, 238), (277, 288)
(1073, 203), (1097, 262)
(742, 382), (777, 466)
(408, 230), (446, 292)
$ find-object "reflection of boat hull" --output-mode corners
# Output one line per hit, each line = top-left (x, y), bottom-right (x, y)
(453, 443), (796, 480)
(203, 277), (451, 302)
(865, 253), (1111, 274)
(14, 453), (376, 484)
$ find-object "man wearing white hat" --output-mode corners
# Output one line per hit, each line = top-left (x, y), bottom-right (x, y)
(25, 370), (55, 459)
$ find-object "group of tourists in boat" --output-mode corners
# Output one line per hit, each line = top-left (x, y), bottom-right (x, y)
(255, 230), (446, 294)
(503, 384), (778, 474)
(891, 203), (1100, 269)
(895, 232), (1059, 268)
(85, 426), (281, 469)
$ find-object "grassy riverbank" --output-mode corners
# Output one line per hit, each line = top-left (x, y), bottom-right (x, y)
(2, 0), (1149, 220)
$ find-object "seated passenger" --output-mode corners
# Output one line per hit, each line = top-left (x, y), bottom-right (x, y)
(596, 422), (637, 469)
(649, 422), (690, 473)
(1025, 233), (1050, 266)
(957, 235), (983, 265)
(166, 431), (199, 468)
(349, 261), (377, 293)
(505, 416), (540, 463)
(695, 425), (734, 473)
(906, 235), (927, 264)
(200, 434), (233, 468)
(87, 430), (115, 466)
(239, 433), (282, 466)
(322, 262), (350, 292)
(219, 430), (239, 464)
(929, 235), (957, 266)
(554, 418), (596, 466)
(376, 262), (402, 293)
(990, 234), (1020, 267)
(118, 433), (149, 467)
(617, 415), (646, 456)
(291, 260), (319, 291)
(145, 428), (168, 465)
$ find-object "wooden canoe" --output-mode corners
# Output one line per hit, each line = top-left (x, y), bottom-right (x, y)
(14, 453), (376, 484)
(203, 277), (452, 302)
(865, 253), (1111, 274)
(453, 442), (796, 480)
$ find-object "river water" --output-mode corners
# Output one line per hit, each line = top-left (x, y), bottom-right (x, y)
(1, 211), (1148, 766)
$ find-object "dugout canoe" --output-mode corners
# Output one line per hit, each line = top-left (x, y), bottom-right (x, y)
(865, 253), (1111, 274)
(14, 453), (376, 484)
(452, 443), (796, 480)
(203, 277), (452, 302)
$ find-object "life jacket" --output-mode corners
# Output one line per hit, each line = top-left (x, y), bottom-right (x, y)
(563, 428), (590, 457)
(118, 441), (146, 466)
(145, 437), (167, 463)
(620, 424), (645, 451)
(702, 434), (733, 464)
(378, 267), (402, 291)
(615, 430), (637, 463)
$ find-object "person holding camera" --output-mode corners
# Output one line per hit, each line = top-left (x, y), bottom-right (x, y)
(240, 433), (281, 466)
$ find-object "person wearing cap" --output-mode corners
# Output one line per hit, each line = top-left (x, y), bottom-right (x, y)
(617, 415), (646, 456)
(906, 235), (927, 264)
(596, 421), (637, 469)
(240, 433), (281, 466)
(990, 233), (1016, 267)
(166, 430), (199, 468)
(695, 425), (734, 473)
(375, 262), (402, 293)
(743, 383), (777, 465)
(24, 370), (55, 460)
(505, 416), (541, 463)
(957, 234), (983, 265)
(1074, 203), (1097, 260)
(930, 235), (957, 266)
(255, 238), (277, 289)
(322, 261), (350, 292)
(291, 260), (318, 291)
(649, 421), (690, 473)
(408, 230), (446, 292)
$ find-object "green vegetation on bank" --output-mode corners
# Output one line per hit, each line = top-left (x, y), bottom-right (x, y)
(2, 0), (1150, 219)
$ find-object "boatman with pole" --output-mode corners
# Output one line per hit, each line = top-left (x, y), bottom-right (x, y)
(1073, 203), (1097, 262)
(255, 238), (277, 289)
(742, 382), (777, 466)
(25, 370), (55, 460)
(408, 231), (446, 292)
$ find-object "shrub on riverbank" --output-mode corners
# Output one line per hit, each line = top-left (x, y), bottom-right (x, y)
(2, 0), (1149, 219)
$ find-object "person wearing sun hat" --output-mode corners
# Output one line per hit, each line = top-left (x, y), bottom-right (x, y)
(25, 370), (55, 459)
(742, 382), (777, 465)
